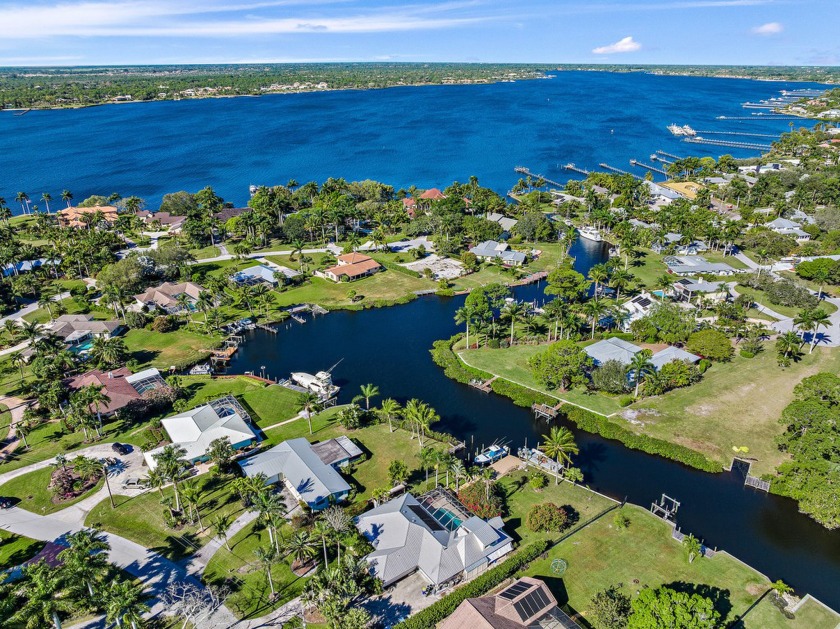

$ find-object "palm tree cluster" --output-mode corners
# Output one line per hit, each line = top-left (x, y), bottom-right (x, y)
(0, 529), (148, 629)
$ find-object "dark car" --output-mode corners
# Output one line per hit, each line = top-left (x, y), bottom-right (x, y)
(0, 497), (13, 509)
(111, 443), (131, 456)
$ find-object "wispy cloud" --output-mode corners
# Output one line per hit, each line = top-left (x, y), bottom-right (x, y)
(751, 21), (783, 35)
(592, 36), (641, 54)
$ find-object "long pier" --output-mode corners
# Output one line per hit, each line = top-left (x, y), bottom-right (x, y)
(656, 150), (683, 161)
(684, 137), (772, 151)
(563, 163), (590, 176)
(695, 130), (779, 139)
(716, 115), (802, 121)
(630, 159), (668, 176)
(599, 163), (642, 179)
(513, 166), (565, 188)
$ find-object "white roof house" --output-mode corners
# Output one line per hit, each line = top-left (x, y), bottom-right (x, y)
(585, 337), (700, 370)
(144, 397), (257, 469)
(238, 437), (352, 510)
(650, 346), (701, 370)
(664, 255), (738, 276)
(485, 212), (518, 232)
(355, 492), (513, 587)
(232, 264), (280, 286)
(766, 218), (811, 241)
(469, 240), (526, 266)
(619, 293), (658, 332)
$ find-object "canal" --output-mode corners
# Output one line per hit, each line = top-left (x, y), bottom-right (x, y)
(228, 238), (840, 608)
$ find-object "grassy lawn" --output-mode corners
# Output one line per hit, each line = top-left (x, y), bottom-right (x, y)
(451, 265), (518, 291)
(85, 472), (245, 562)
(632, 347), (840, 474)
(525, 504), (769, 626)
(458, 345), (624, 416)
(22, 299), (111, 324)
(203, 521), (308, 620)
(123, 326), (221, 370)
(273, 271), (431, 309)
(498, 470), (616, 545)
(178, 376), (303, 428)
(0, 530), (46, 572)
(742, 594), (840, 629)
(629, 249), (747, 291)
(189, 245), (221, 260)
(735, 285), (837, 318)
(1, 466), (104, 515)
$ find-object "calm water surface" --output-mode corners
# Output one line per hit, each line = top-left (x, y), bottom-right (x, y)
(0, 71), (827, 209)
(230, 239), (840, 608)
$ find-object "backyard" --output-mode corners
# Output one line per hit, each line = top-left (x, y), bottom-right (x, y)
(122, 326), (221, 370)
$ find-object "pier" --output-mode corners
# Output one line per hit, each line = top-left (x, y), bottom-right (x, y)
(256, 322), (278, 334)
(469, 377), (497, 393)
(510, 271), (548, 287)
(656, 150), (683, 161)
(694, 130), (779, 139)
(716, 115), (802, 121)
(630, 159), (668, 176)
(532, 402), (562, 420)
(599, 163), (642, 180)
(513, 166), (565, 189)
(563, 163), (590, 176)
(684, 137), (772, 151)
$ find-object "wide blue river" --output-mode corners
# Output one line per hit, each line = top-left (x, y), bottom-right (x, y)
(0, 71), (827, 209)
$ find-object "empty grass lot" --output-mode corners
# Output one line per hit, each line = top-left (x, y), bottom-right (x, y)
(122, 326), (221, 370)
(1, 466), (104, 515)
(271, 272), (431, 309)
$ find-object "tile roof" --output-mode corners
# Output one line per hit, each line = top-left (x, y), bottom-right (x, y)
(65, 367), (141, 414)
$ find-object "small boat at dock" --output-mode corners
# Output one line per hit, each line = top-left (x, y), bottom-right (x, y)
(475, 443), (510, 465)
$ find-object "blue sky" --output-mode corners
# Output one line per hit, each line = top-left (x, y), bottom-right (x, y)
(0, 0), (836, 66)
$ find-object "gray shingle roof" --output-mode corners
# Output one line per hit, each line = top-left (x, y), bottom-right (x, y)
(585, 338), (642, 366)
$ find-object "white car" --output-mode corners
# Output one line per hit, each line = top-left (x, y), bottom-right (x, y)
(120, 477), (147, 489)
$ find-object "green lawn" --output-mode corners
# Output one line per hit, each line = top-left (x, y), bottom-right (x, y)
(123, 326), (221, 370)
(498, 471), (616, 545)
(189, 245), (221, 260)
(22, 299), (111, 324)
(1, 466), (104, 515)
(272, 271), (431, 309)
(735, 284), (837, 318)
(178, 376), (303, 428)
(458, 345), (624, 415)
(525, 505), (770, 627)
(0, 530), (46, 571)
(633, 348), (840, 475)
(203, 521), (308, 620)
(85, 472), (245, 561)
(741, 594), (840, 629)
(629, 248), (747, 291)
(451, 265), (518, 291)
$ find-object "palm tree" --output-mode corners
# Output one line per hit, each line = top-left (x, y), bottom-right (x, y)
(359, 383), (379, 410)
(582, 299), (610, 339)
(588, 263), (609, 295)
(404, 398), (438, 448)
(770, 579), (793, 601)
(683, 533), (702, 564)
(61, 190), (73, 208)
(15, 191), (30, 215)
(418, 446), (438, 484)
(378, 398), (401, 433)
(298, 391), (321, 434)
(58, 528), (110, 599)
(286, 530), (317, 570)
(455, 304), (478, 349)
(627, 349), (655, 398)
(144, 467), (167, 499)
(312, 519), (332, 566)
(11, 560), (74, 628)
(102, 578), (149, 629)
(794, 308), (830, 353)
(211, 513), (233, 551)
(501, 301), (526, 345)
(609, 268), (634, 300)
(539, 426), (579, 484)
(254, 546), (281, 598)
(254, 490), (286, 552)
(450, 459), (467, 491)
(11, 351), (26, 381)
(41, 192), (52, 214)
(152, 445), (188, 511)
(776, 330), (801, 363)
(180, 480), (205, 530)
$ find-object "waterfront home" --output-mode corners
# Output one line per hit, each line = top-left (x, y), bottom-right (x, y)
(672, 278), (731, 303)
(440, 577), (581, 629)
(585, 337), (701, 370)
(135, 210), (186, 232)
(766, 217), (811, 241)
(485, 212), (518, 233)
(355, 490), (513, 588)
(402, 197), (417, 219)
(214, 207), (250, 223)
(238, 437), (354, 510)
(2, 257), (60, 278)
(320, 253), (382, 282)
(643, 180), (681, 202)
(50, 314), (123, 347)
(65, 367), (165, 417)
(145, 396), (257, 469)
(134, 281), (203, 313)
(232, 264), (280, 287)
(659, 181), (703, 201)
(663, 255), (738, 276)
(620, 292), (658, 332)
(57, 205), (118, 228)
(470, 240), (527, 266)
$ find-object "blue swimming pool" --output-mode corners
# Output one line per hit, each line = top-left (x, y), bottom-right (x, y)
(430, 507), (463, 531)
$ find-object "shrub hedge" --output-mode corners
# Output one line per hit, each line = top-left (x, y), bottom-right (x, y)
(394, 540), (550, 629)
(374, 257), (423, 278)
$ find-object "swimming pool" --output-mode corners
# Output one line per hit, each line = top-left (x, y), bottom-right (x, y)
(430, 507), (463, 531)
(69, 340), (94, 354)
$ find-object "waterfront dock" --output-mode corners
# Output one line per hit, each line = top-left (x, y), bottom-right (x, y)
(563, 163), (590, 176)
(630, 159), (668, 176)
(656, 150), (683, 161)
(599, 163), (641, 179)
(513, 166), (565, 188)
(510, 271), (548, 286)
(684, 137), (772, 151)
(694, 130), (779, 139)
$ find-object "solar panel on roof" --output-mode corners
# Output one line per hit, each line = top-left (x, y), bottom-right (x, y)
(499, 581), (531, 599)
(513, 589), (552, 620)
(408, 504), (444, 532)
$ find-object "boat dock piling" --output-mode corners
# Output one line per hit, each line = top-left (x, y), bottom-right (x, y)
(532, 402), (562, 421)
(256, 323), (278, 334)
(629, 159), (668, 176)
(513, 166), (566, 188)
(563, 163), (590, 176)
(599, 163), (642, 180)
(684, 137), (772, 151)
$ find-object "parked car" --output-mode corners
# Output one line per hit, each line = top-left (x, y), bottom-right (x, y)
(120, 477), (147, 490)
(111, 443), (131, 456)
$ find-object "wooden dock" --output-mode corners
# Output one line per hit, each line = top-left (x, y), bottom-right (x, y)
(469, 376), (497, 393)
(563, 163), (590, 176)
(256, 323), (278, 334)
(656, 150), (683, 161)
(599, 163), (642, 180)
(630, 159), (668, 176)
(510, 271), (548, 287)
(532, 402), (562, 420)
(684, 137), (771, 151)
(514, 166), (565, 188)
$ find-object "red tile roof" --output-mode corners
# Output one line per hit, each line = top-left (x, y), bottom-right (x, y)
(65, 368), (140, 415)
(419, 188), (445, 200)
(324, 258), (381, 279)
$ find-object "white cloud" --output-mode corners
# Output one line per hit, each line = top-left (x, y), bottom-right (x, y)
(592, 36), (641, 54)
(752, 22), (783, 35)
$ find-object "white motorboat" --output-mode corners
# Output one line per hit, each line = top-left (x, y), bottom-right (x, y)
(578, 226), (603, 242)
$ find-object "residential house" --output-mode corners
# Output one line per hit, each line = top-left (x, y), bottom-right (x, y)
(238, 437), (355, 510)
(321, 253), (382, 282)
(584, 337), (701, 370)
(766, 217), (811, 241)
(440, 577), (581, 629)
(485, 212), (518, 233)
(470, 241), (527, 266)
(619, 292), (658, 332)
(232, 264), (281, 287)
(2, 258), (60, 278)
(663, 255), (738, 276)
(355, 491), (513, 587)
(135, 210), (186, 232)
(57, 206), (118, 228)
(402, 197), (417, 219)
(145, 396), (257, 469)
(134, 281), (204, 313)
(50, 314), (123, 348)
(65, 367), (165, 417)
(672, 278), (731, 303)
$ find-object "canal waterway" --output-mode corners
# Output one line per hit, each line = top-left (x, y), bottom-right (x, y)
(230, 237), (840, 608)
(0, 71), (828, 209)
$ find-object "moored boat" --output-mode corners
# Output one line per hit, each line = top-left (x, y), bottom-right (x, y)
(475, 443), (510, 465)
(578, 225), (603, 242)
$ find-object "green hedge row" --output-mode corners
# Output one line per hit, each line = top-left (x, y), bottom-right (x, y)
(562, 406), (721, 473)
(395, 540), (550, 629)
(375, 256), (423, 278)
(430, 336), (493, 383)
(491, 378), (555, 409)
